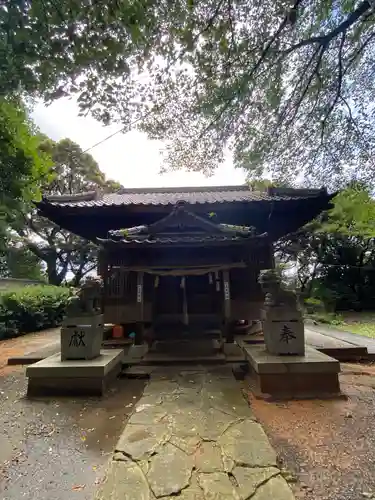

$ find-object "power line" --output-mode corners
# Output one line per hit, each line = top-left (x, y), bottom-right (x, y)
(81, 126), (126, 154)
(81, 109), (155, 155)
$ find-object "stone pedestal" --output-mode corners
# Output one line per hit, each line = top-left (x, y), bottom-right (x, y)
(61, 314), (104, 361)
(261, 306), (305, 356)
(26, 349), (124, 397)
(243, 344), (341, 400)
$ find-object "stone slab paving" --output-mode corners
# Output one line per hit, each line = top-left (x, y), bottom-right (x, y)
(96, 366), (295, 500)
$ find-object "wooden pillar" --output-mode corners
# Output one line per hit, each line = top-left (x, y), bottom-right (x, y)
(98, 252), (108, 315)
(215, 271), (221, 292)
(181, 277), (189, 326)
(223, 270), (234, 343)
(223, 270), (231, 320)
(135, 271), (144, 345)
(269, 241), (275, 269)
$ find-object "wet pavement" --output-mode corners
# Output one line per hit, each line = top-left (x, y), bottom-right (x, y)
(0, 367), (145, 500)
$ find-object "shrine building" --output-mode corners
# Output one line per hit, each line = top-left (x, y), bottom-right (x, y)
(36, 185), (333, 343)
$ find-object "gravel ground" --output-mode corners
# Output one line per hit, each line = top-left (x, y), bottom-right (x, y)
(0, 331), (145, 500)
(250, 362), (375, 500)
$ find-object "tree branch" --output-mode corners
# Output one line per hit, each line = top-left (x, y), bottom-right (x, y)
(227, 0), (236, 51)
(283, 1), (372, 55)
(343, 29), (375, 76)
(197, 0), (304, 138)
(321, 31), (346, 140)
(46, 226), (60, 246)
(23, 240), (47, 261)
(282, 45), (324, 128)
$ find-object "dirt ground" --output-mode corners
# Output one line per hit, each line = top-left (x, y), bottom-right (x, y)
(250, 362), (375, 500)
(0, 331), (145, 500)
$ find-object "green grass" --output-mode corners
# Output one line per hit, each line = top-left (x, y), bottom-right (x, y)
(307, 310), (375, 339)
(328, 312), (375, 339)
(336, 321), (375, 339)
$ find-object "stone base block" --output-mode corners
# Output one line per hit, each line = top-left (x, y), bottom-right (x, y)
(61, 324), (103, 361)
(244, 345), (341, 400)
(26, 349), (123, 397)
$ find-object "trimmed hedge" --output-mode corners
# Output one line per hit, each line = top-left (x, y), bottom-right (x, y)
(0, 285), (72, 340)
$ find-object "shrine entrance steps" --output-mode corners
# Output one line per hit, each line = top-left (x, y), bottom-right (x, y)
(95, 366), (296, 500)
(120, 339), (342, 400)
(121, 339), (246, 369)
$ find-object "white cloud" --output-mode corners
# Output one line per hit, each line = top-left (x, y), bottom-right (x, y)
(31, 98), (246, 188)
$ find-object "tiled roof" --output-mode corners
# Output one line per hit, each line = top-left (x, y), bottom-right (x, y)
(97, 232), (268, 246)
(42, 185), (328, 208)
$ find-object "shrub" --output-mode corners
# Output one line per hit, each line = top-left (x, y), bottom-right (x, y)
(0, 285), (72, 340)
(303, 297), (325, 314)
(304, 308), (344, 326)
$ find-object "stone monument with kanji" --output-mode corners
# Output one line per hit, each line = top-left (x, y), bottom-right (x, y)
(258, 269), (305, 356)
(61, 277), (104, 361)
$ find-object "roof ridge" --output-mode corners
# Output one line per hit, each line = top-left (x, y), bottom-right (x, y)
(115, 185), (250, 195)
(267, 186), (327, 196)
(36, 185), (333, 209)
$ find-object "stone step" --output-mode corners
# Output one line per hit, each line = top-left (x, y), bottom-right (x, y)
(141, 352), (226, 365)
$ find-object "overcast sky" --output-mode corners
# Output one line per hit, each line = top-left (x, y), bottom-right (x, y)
(31, 97), (246, 189)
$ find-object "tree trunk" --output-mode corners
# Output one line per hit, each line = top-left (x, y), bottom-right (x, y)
(46, 260), (63, 285)
(355, 245), (368, 309)
(72, 271), (83, 287)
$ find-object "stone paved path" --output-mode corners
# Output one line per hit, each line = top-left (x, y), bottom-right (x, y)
(96, 366), (295, 500)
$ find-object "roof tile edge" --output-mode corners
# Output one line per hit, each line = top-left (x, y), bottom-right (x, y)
(43, 191), (101, 203)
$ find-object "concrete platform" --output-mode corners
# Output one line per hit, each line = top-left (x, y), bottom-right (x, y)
(243, 345), (342, 400)
(306, 324), (375, 355)
(7, 342), (60, 365)
(26, 349), (124, 397)
(7, 324), (371, 366)
(237, 330), (368, 362)
(305, 327), (368, 361)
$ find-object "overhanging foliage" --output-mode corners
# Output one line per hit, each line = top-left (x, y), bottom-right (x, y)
(3, 1), (375, 186)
